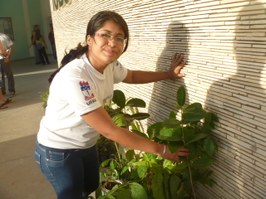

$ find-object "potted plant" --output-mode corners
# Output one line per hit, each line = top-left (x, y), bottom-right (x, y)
(96, 89), (151, 198)
(146, 85), (218, 198)
(40, 90), (49, 108)
(98, 89), (150, 162)
(97, 86), (218, 199)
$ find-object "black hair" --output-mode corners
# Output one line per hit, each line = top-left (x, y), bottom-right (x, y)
(48, 10), (129, 83)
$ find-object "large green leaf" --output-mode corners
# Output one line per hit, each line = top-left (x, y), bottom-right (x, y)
(177, 85), (186, 107)
(112, 114), (128, 127)
(126, 98), (146, 108)
(106, 107), (122, 117)
(169, 174), (181, 199)
(171, 161), (188, 172)
(167, 142), (184, 153)
(129, 182), (148, 199)
(183, 126), (196, 144)
(147, 122), (163, 138)
(125, 150), (135, 160)
(169, 111), (176, 119)
(152, 172), (164, 199)
(156, 127), (182, 141)
(131, 129), (149, 138)
(113, 90), (126, 108)
(185, 133), (209, 145)
(163, 118), (181, 128)
(176, 183), (189, 198)
(182, 103), (206, 122)
(193, 156), (214, 169)
(128, 113), (150, 120)
(113, 187), (132, 199)
(205, 112), (218, 125)
(98, 195), (116, 199)
(201, 123), (213, 134)
(135, 162), (148, 179)
(163, 172), (170, 199)
(203, 137), (217, 157)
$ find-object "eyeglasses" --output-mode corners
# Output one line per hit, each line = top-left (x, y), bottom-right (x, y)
(95, 32), (127, 46)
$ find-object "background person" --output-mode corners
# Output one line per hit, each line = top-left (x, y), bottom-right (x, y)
(30, 25), (41, 64)
(48, 23), (57, 61)
(35, 29), (50, 65)
(35, 10), (188, 199)
(0, 33), (15, 97)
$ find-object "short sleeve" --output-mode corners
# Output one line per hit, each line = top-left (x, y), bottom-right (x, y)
(113, 61), (128, 83)
(60, 69), (102, 116)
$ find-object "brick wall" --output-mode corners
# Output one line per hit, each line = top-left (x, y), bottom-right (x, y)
(50, 0), (266, 198)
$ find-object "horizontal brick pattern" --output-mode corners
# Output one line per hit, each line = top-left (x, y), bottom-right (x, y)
(50, 0), (266, 198)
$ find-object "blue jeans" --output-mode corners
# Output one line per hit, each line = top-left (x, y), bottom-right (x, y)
(34, 142), (99, 199)
(0, 59), (15, 94)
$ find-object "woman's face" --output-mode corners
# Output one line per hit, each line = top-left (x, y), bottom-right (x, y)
(87, 20), (126, 69)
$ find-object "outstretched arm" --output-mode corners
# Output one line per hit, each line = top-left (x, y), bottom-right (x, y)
(123, 53), (186, 84)
(82, 107), (189, 162)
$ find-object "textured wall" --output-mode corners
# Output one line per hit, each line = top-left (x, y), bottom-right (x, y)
(50, 0), (266, 198)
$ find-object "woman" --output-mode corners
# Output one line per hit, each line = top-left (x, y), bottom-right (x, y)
(35, 10), (188, 199)
(35, 29), (50, 65)
(30, 25), (41, 64)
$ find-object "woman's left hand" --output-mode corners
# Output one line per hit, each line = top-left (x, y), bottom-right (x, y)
(168, 53), (186, 80)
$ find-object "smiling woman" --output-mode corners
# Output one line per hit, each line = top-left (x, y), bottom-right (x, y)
(95, 32), (127, 46)
(34, 10), (187, 199)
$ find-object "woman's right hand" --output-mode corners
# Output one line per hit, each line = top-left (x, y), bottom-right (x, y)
(168, 53), (186, 80)
(160, 144), (189, 162)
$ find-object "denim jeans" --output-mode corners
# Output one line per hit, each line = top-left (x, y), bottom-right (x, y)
(34, 142), (99, 199)
(0, 59), (15, 94)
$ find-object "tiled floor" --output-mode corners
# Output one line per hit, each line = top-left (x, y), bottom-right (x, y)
(0, 58), (57, 199)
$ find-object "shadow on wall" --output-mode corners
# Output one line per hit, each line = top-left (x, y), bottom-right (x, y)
(148, 21), (190, 124)
(204, 1), (266, 198)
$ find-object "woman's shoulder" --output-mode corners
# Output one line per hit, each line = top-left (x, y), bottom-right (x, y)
(61, 58), (87, 74)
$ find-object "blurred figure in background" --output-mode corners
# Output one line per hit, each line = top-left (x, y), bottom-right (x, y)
(48, 23), (57, 61)
(35, 29), (50, 65)
(30, 25), (42, 64)
(0, 33), (15, 97)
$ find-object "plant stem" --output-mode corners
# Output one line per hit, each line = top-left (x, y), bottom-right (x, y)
(187, 160), (197, 199)
(181, 107), (196, 199)
(114, 142), (122, 162)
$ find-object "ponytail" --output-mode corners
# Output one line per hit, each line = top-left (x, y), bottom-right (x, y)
(48, 43), (88, 83)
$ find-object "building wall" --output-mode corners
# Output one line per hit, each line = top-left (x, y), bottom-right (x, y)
(50, 0), (266, 198)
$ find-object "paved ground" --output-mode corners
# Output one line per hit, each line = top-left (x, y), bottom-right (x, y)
(0, 58), (57, 199)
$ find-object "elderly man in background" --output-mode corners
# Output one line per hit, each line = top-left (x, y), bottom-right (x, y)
(0, 33), (15, 97)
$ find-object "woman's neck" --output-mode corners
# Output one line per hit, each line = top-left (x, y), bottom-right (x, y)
(86, 53), (107, 74)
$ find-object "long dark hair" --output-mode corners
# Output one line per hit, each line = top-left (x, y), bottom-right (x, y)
(48, 10), (129, 83)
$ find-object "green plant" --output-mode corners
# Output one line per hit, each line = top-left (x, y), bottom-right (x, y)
(105, 90), (149, 132)
(40, 90), (49, 108)
(99, 89), (150, 162)
(146, 85), (218, 198)
(97, 86), (218, 199)
(96, 89), (151, 198)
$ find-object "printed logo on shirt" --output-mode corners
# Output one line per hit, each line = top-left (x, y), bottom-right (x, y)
(79, 81), (97, 105)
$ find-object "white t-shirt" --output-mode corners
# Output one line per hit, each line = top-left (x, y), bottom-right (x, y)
(0, 33), (13, 59)
(37, 53), (128, 149)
